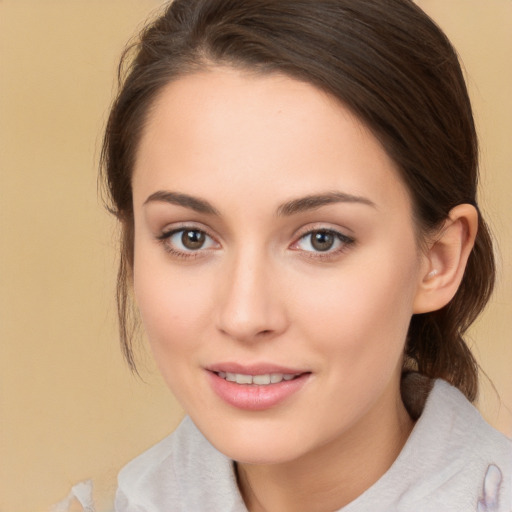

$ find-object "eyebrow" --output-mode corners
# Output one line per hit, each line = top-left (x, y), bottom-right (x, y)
(143, 190), (375, 216)
(276, 191), (376, 216)
(144, 191), (220, 215)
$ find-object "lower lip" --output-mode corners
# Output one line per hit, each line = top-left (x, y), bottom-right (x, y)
(207, 371), (310, 411)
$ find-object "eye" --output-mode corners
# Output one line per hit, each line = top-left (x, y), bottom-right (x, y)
(158, 227), (218, 255)
(292, 229), (354, 254)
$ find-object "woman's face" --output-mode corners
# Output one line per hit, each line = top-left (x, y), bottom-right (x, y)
(132, 68), (427, 464)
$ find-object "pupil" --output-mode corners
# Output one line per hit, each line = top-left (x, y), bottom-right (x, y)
(182, 230), (205, 250)
(312, 231), (334, 251)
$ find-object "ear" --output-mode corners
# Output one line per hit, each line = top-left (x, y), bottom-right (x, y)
(413, 204), (478, 314)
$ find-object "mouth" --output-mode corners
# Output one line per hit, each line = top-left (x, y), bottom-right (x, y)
(206, 365), (311, 410)
(214, 371), (303, 385)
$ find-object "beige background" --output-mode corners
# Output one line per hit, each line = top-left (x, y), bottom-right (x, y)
(0, 1), (510, 511)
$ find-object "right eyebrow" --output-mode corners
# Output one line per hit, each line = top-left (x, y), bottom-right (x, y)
(143, 191), (220, 216)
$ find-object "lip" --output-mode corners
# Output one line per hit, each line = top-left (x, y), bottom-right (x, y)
(205, 362), (311, 411)
(206, 362), (307, 375)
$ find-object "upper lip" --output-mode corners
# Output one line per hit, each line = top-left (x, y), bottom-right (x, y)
(206, 362), (309, 375)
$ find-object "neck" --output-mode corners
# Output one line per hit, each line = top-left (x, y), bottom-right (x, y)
(236, 381), (414, 512)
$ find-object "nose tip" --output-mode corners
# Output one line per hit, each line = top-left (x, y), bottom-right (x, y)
(215, 264), (288, 343)
(217, 311), (278, 342)
(217, 318), (275, 343)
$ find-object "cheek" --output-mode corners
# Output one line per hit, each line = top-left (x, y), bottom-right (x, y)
(293, 246), (420, 367)
(132, 250), (212, 362)
(290, 254), (420, 425)
(133, 269), (214, 402)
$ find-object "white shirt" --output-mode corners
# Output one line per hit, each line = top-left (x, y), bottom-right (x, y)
(116, 379), (512, 511)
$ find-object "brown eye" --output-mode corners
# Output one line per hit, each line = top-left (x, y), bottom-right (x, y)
(310, 231), (335, 251)
(158, 227), (218, 257)
(181, 230), (206, 250)
(292, 228), (354, 255)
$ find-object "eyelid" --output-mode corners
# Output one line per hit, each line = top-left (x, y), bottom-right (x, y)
(157, 221), (217, 240)
(289, 224), (355, 257)
(291, 223), (354, 242)
(156, 222), (221, 258)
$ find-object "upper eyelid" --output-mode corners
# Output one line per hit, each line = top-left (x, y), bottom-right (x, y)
(158, 222), (217, 239)
(292, 223), (354, 241)
(292, 230), (354, 247)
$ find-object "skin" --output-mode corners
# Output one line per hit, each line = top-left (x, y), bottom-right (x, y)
(130, 67), (475, 511)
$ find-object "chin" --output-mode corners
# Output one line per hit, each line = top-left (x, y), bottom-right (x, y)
(193, 414), (318, 465)
(218, 439), (305, 466)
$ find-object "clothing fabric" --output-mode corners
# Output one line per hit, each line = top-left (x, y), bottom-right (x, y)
(115, 379), (512, 511)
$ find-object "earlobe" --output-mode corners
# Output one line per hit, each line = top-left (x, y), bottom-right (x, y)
(413, 204), (478, 314)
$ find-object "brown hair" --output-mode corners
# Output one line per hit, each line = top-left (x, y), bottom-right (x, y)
(101, 0), (495, 401)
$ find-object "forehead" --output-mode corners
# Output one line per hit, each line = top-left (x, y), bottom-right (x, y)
(132, 67), (411, 214)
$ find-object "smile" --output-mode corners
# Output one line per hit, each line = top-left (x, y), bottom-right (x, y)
(216, 372), (299, 385)
(207, 368), (311, 410)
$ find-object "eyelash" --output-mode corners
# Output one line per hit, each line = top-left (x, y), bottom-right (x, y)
(156, 226), (219, 260)
(290, 228), (355, 260)
(156, 226), (355, 261)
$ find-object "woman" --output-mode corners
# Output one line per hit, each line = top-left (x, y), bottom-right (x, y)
(101, 0), (511, 510)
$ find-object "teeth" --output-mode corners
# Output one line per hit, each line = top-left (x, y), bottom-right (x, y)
(252, 374), (271, 385)
(217, 372), (299, 385)
(236, 374), (253, 384)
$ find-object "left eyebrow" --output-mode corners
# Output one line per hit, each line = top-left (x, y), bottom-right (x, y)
(276, 191), (376, 216)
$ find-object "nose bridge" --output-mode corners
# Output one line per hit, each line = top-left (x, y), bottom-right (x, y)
(216, 243), (286, 341)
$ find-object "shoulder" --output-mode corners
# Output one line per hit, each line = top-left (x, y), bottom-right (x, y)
(402, 375), (511, 463)
(115, 417), (195, 511)
(427, 380), (511, 461)
(401, 379), (512, 511)
(115, 417), (246, 512)
(345, 378), (512, 512)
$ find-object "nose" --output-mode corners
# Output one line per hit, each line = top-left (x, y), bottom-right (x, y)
(215, 249), (288, 343)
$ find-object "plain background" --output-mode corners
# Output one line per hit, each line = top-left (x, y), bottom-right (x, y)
(0, 1), (510, 511)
